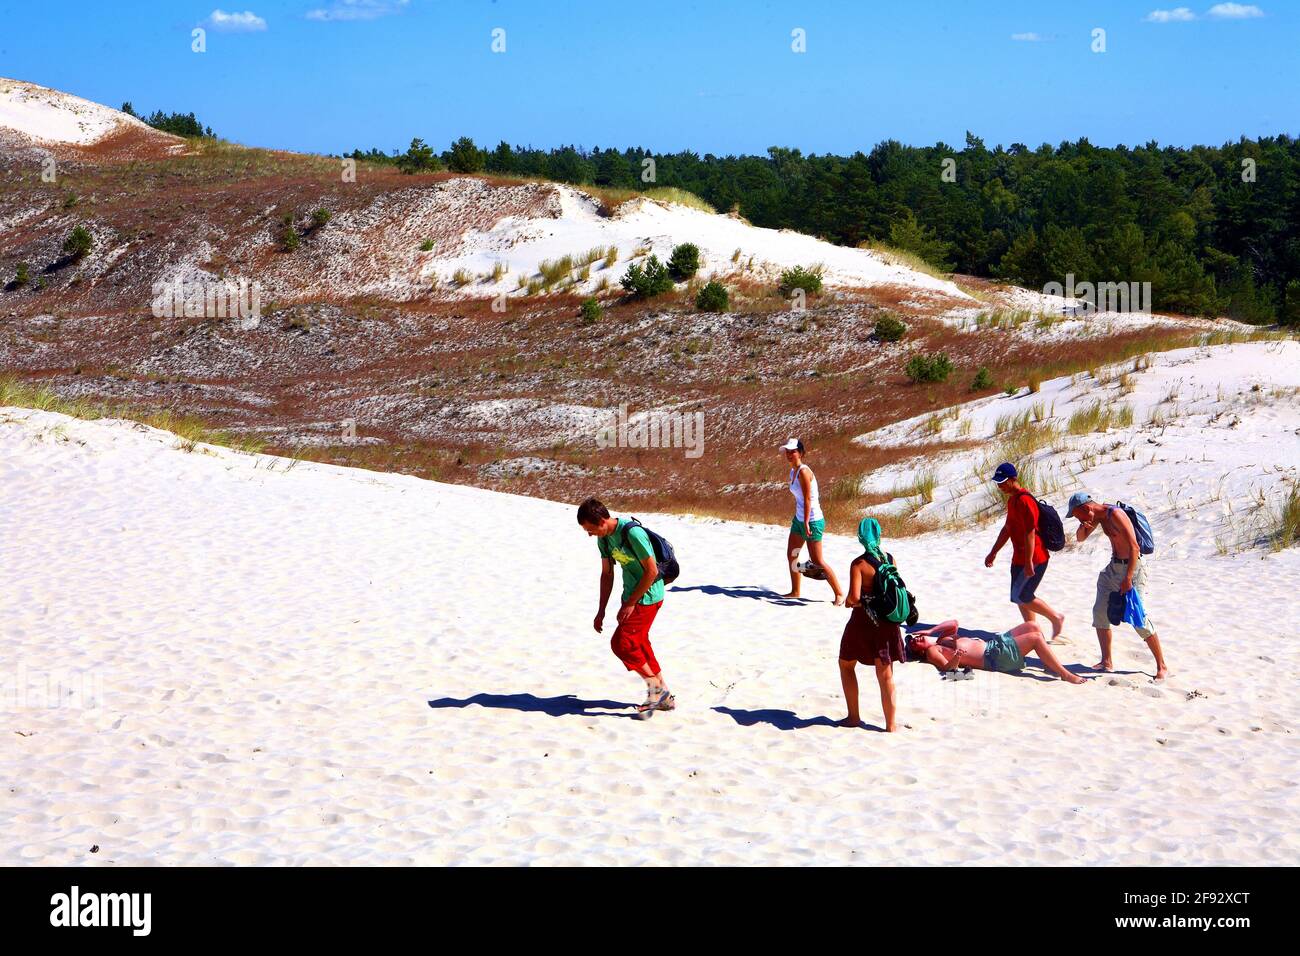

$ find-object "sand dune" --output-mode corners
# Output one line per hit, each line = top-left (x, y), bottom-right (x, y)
(1, 398), (1296, 865)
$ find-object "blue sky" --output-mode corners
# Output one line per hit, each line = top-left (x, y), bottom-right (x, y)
(1, 0), (1295, 155)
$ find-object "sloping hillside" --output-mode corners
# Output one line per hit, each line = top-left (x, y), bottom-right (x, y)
(855, 339), (1300, 554)
(0, 77), (184, 160)
(0, 79), (1265, 527)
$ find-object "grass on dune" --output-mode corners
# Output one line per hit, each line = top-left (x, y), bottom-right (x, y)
(0, 375), (264, 455)
(1268, 483), (1300, 552)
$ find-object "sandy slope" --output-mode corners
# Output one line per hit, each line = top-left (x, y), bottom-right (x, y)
(435, 184), (972, 303)
(0, 78), (183, 158)
(1, 397), (1296, 866)
(857, 340), (1300, 555)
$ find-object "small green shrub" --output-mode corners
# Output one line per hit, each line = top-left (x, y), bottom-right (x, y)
(696, 280), (729, 312)
(580, 297), (603, 325)
(311, 208), (332, 228)
(778, 265), (823, 296)
(905, 352), (954, 384)
(873, 312), (907, 342)
(971, 366), (993, 391)
(281, 225), (300, 252)
(63, 225), (93, 260)
(14, 263), (30, 287)
(668, 242), (700, 281)
(420, 239), (435, 252)
(621, 255), (674, 299)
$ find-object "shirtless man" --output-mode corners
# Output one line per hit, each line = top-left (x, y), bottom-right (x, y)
(906, 619), (1085, 683)
(1067, 492), (1169, 681)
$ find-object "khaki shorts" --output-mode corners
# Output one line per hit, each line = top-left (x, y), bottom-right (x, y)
(1092, 559), (1156, 638)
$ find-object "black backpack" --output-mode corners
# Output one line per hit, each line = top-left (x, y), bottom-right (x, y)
(1016, 491), (1065, 552)
(619, 518), (681, 585)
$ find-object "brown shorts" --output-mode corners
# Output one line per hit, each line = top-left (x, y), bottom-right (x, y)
(839, 606), (905, 666)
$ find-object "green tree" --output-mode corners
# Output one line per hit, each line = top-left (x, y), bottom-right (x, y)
(398, 138), (440, 174)
(447, 136), (486, 174)
(696, 281), (729, 312)
(667, 243), (700, 281)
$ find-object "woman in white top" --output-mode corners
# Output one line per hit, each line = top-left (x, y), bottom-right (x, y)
(781, 438), (843, 604)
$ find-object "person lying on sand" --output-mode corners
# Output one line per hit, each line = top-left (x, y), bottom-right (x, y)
(906, 619), (1085, 684)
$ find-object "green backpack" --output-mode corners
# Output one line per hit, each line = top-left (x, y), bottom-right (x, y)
(864, 551), (919, 626)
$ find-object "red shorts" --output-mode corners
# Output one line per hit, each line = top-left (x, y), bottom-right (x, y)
(610, 601), (663, 675)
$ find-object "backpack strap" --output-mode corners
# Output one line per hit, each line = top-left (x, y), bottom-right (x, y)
(619, 517), (643, 553)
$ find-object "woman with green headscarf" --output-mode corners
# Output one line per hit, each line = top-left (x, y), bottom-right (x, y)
(836, 516), (906, 731)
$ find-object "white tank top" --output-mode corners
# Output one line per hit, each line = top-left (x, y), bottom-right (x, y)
(789, 465), (823, 523)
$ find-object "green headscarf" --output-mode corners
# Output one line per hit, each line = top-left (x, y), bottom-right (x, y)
(857, 516), (886, 563)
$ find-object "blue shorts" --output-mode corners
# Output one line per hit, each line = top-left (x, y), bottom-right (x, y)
(1010, 560), (1048, 605)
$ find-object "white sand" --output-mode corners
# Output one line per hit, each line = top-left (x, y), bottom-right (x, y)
(0, 77), (149, 146)
(437, 183), (972, 302)
(2, 377), (1297, 865)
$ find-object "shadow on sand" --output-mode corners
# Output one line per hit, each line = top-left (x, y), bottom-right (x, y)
(669, 583), (809, 606)
(427, 693), (634, 719)
(712, 705), (886, 733)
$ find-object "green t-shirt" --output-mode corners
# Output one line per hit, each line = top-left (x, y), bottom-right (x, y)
(598, 519), (666, 606)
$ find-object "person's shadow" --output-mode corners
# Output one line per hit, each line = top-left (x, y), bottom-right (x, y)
(427, 693), (633, 719)
(670, 584), (808, 606)
(711, 706), (886, 732)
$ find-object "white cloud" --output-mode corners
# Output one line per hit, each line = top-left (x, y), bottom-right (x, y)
(1011, 32), (1045, 42)
(306, 0), (410, 21)
(1144, 7), (1196, 22)
(1207, 3), (1264, 18)
(207, 9), (268, 31)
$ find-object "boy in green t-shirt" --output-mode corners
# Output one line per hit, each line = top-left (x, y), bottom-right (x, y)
(577, 497), (675, 720)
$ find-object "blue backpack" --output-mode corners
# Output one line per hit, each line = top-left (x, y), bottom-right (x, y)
(1114, 501), (1156, 555)
(619, 518), (681, 585)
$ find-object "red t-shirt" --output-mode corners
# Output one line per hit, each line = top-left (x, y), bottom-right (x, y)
(1007, 492), (1049, 567)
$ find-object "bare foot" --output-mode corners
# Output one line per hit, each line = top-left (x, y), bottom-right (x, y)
(1153, 668), (1169, 682)
(1092, 660), (1114, 672)
(1048, 612), (1067, 641)
(1063, 673), (1086, 685)
(838, 716), (861, 728)
(780, 591), (801, 599)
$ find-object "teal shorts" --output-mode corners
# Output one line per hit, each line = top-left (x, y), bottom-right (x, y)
(983, 631), (1026, 673)
(791, 517), (825, 542)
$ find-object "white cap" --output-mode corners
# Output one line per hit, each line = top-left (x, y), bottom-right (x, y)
(780, 438), (802, 452)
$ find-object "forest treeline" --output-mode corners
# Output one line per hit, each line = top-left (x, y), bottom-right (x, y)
(348, 133), (1300, 323)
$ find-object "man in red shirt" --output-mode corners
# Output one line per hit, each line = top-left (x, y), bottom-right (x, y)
(983, 462), (1066, 641)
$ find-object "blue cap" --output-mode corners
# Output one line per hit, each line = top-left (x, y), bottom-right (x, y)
(990, 462), (1017, 484)
(1066, 491), (1094, 515)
